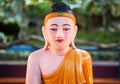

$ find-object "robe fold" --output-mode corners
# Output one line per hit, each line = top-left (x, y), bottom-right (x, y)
(42, 48), (93, 84)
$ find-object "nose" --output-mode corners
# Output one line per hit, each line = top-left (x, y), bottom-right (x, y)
(56, 28), (64, 39)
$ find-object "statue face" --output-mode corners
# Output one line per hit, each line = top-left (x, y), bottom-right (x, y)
(44, 17), (77, 49)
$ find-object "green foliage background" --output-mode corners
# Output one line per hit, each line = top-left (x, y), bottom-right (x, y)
(0, 0), (120, 44)
(0, 0), (120, 61)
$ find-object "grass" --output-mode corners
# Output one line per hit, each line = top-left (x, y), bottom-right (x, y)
(76, 30), (119, 43)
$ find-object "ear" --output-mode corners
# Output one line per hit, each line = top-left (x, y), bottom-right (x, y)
(74, 25), (78, 36)
(71, 25), (78, 49)
(42, 26), (45, 37)
(42, 26), (49, 50)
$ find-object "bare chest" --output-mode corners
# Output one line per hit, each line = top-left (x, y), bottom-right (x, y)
(39, 54), (65, 76)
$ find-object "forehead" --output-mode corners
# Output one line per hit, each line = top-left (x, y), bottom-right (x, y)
(45, 17), (74, 26)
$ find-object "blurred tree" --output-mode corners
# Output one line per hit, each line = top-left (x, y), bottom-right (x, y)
(72, 0), (120, 33)
(51, 0), (62, 3)
(0, 0), (51, 40)
(0, 0), (119, 47)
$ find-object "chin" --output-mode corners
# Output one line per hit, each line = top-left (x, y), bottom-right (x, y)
(55, 47), (64, 50)
(54, 45), (69, 50)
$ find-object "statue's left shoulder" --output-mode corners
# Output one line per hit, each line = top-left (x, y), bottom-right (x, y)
(76, 48), (92, 60)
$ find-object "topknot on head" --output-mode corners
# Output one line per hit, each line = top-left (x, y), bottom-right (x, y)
(50, 2), (72, 13)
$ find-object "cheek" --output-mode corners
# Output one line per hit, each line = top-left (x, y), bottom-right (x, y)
(64, 34), (71, 43)
(45, 31), (56, 39)
(64, 30), (74, 38)
(49, 32), (56, 38)
(44, 30), (50, 39)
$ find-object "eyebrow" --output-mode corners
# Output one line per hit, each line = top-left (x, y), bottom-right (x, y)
(63, 24), (71, 26)
(50, 24), (58, 26)
(50, 24), (71, 26)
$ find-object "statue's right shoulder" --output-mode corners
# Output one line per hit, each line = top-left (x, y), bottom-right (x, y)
(28, 48), (46, 59)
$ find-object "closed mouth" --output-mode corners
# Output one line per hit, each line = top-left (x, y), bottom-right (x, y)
(56, 39), (64, 42)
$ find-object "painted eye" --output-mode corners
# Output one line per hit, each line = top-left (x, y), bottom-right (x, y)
(50, 28), (57, 31)
(63, 28), (70, 31)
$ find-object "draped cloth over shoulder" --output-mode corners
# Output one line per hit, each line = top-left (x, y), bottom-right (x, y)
(42, 48), (93, 84)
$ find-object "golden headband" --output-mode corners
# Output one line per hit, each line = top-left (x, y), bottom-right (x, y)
(44, 12), (76, 25)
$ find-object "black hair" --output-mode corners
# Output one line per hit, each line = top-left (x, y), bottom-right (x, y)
(50, 2), (73, 13)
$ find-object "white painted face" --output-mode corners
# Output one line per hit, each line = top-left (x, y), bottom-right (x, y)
(43, 17), (77, 50)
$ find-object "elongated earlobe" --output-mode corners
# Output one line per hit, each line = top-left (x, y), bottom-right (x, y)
(71, 25), (77, 49)
(42, 26), (49, 50)
(71, 40), (76, 49)
(43, 40), (49, 50)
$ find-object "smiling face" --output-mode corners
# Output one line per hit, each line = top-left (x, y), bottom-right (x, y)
(43, 17), (77, 50)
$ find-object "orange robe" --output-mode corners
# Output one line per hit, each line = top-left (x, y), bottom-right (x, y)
(42, 48), (93, 84)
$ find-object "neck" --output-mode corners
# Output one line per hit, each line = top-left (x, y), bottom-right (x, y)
(49, 46), (70, 56)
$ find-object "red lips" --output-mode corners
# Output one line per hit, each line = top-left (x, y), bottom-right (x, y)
(56, 39), (64, 42)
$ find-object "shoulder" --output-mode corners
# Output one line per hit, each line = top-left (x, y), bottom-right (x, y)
(28, 49), (45, 61)
(76, 48), (91, 60)
(30, 49), (44, 57)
